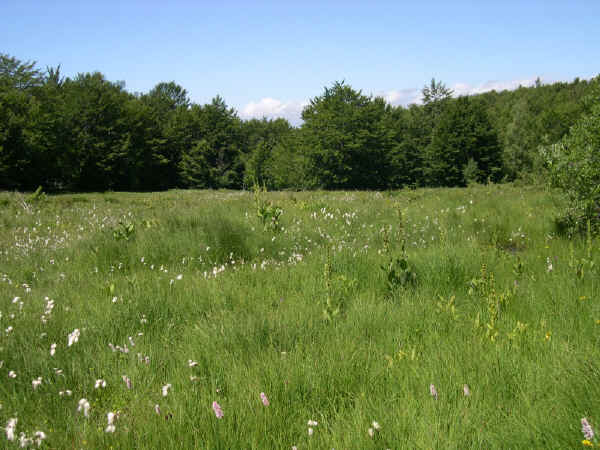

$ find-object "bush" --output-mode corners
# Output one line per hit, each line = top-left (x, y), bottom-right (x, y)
(542, 78), (600, 235)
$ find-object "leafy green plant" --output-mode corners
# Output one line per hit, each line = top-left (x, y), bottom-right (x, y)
(469, 264), (514, 342)
(27, 185), (47, 203)
(113, 220), (135, 241)
(568, 221), (597, 280)
(253, 181), (283, 232)
(323, 250), (356, 321)
(381, 205), (417, 292)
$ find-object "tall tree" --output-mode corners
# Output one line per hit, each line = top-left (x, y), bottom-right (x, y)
(301, 81), (393, 189)
(424, 96), (503, 186)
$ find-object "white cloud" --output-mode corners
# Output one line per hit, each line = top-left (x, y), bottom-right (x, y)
(240, 97), (308, 125)
(450, 78), (540, 96)
(240, 77), (547, 125)
(377, 88), (421, 107)
(380, 77), (544, 107)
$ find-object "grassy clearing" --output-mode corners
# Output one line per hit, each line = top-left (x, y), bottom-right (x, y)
(0, 185), (598, 448)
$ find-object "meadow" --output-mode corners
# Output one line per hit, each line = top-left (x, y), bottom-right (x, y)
(0, 184), (598, 449)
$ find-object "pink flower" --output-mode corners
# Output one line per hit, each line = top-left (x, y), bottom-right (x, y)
(429, 383), (438, 400)
(260, 392), (269, 406)
(212, 401), (223, 419)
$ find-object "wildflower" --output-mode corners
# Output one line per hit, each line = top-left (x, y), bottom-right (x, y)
(368, 427), (374, 437)
(32, 377), (42, 390)
(308, 427), (314, 436)
(176, 274), (183, 280)
(372, 421), (381, 430)
(50, 343), (56, 356)
(123, 375), (132, 389)
(188, 359), (198, 367)
(154, 404), (161, 415)
(430, 383), (438, 400)
(546, 257), (553, 272)
(67, 328), (80, 346)
(19, 432), (32, 447)
(307, 420), (318, 427)
(128, 336), (135, 347)
(95, 379), (107, 389)
(463, 384), (471, 396)
(582, 418), (594, 441)
(5, 326), (13, 334)
(5, 418), (17, 441)
(161, 383), (171, 396)
(77, 398), (90, 417)
(59, 390), (72, 396)
(260, 392), (270, 406)
(212, 401), (223, 419)
(34, 431), (46, 446)
(8, 370), (16, 378)
(105, 411), (116, 433)
(582, 439), (593, 447)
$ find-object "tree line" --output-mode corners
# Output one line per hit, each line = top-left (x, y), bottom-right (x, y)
(1, 53), (598, 192)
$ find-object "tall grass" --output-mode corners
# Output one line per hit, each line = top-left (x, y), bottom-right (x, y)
(0, 184), (598, 448)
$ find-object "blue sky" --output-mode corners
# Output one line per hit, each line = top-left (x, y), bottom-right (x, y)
(2, 0), (599, 124)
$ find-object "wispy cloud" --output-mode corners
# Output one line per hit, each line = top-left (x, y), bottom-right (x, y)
(450, 78), (540, 97)
(379, 77), (542, 107)
(240, 77), (545, 124)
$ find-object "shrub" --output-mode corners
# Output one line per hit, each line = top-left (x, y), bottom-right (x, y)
(542, 78), (600, 235)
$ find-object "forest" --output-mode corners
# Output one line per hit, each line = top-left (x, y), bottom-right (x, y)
(0, 53), (598, 192)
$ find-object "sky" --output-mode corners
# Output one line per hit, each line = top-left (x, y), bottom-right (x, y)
(2, 0), (599, 125)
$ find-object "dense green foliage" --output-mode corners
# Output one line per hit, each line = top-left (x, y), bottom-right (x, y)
(1, 53), (598, 192)
(543, 84), (600, 234)
(1, 185), (599, 448)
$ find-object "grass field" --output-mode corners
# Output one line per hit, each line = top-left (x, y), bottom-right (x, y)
(1, 184), (599, 449)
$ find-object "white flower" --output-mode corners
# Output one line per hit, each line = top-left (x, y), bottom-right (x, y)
(77, 398), (90, 417)
(122, 375), (131, 389)
(50, 343), (56, 356)
(105, 424), (116, 433)
(8, 370), (16, 378)
(5, 418), (17, 441)
(107, 411), (116, 425)
(5, 326), (13, 334)
(95, 379), (107, 389)
(59, 390), (72, 396)
(162, 383), (172, 396)
(154, 404), (161, 415)
(19, 432), (32, 447)
(67, 329), (80, 346)
(32, 377), (42, 390)
(368, 427), (374, 437)
(176, 274), (183, 280)
(34, 431), (46, 446)
(307, 420), (318, 427)
(188, 359), (198, 367)
(308, 427), (314, 436)
(372, 421), (381, 430)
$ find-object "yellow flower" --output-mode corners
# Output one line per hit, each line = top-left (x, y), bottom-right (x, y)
(545, 332), (551, 341)
(581, 439), (593, 447)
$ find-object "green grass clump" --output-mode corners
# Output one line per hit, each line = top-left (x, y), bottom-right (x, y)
(0, 184), (598, 448)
